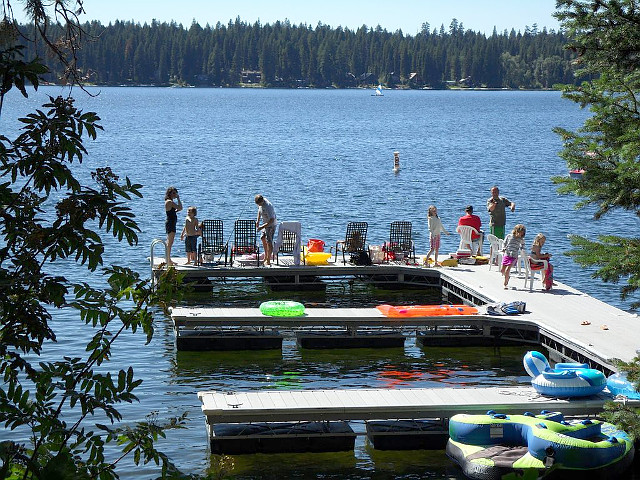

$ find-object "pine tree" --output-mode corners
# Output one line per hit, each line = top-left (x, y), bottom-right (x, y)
(554, 0), (640, 431)
(553, 0), (640, 308)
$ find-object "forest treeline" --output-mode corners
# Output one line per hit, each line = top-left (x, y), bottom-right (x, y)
(23, 17), (578, 89)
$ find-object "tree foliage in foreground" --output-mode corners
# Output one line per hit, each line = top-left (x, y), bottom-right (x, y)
(553, 0), (640, 308)
(0, 2), (202, 478)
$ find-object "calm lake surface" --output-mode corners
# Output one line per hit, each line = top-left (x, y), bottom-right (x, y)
(1, 87), (639, 479)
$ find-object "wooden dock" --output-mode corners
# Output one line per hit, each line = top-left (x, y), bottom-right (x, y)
(440, 264), (639, 368)
(158, 254), (640, 452)
(167, 256), (639, 370)
(198, 386), (636, 424)
(153, 256), (440, 289)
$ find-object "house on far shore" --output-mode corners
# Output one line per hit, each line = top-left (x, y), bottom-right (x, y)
(241, 70), (262, 84)
(194, 74), (211, 86)
(386, 71), (401, 85)
(359, 72), (375, 85)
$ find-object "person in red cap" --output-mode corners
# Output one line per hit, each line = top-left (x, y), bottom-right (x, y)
(458, 205), (482, 255)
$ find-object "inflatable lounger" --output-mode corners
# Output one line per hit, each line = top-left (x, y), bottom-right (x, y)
(376, 304), (478, 318)
(447, 410), (634, 480)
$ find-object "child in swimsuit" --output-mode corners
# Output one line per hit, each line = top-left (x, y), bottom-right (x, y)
(501, 224), (526, 289)
(180, 206), (202, 265)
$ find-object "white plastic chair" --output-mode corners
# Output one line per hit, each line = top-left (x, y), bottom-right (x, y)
(274, 221), (302, 265)
(486, 233), (503, 270)
(456, 225), (482, 256)
(520, 249), (548, 290)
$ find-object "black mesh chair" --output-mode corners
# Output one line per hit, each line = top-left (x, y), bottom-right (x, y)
(385, 221), (416, 263)
(334, 221), (368, 264)
(198, 219), (228, 265)
(230, 219), (260, 267)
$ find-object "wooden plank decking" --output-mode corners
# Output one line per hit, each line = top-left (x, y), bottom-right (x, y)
(198, 386), (635, 424)
(171, 306), (520, 328)
(440, 265), (639, 365)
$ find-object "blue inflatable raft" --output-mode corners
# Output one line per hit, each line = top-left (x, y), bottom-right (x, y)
(447, 410), (634, 479)
(523, 350), (606, 397)
(607, 371), (640, 399)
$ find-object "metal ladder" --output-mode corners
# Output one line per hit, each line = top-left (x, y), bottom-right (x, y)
(150, 238), (168, 288)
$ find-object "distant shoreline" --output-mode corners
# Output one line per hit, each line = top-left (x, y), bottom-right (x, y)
(42, 82), (559, 92)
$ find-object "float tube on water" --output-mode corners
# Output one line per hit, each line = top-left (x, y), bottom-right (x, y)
(259, 300), (306, 317)
(376, 304), (478, 318)
(523, 350), (606, 397)
(447, 410), (634, 480)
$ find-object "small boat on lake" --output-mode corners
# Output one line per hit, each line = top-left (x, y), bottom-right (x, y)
(569, 168), (585, 178)
(372, 84), (384, 96)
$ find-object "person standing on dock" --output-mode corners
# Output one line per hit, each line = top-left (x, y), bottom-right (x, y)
(255, 194), (277, 266)
(180, 206), (203, 265)
(487, 186), (515, 239)
(501, 224), (526, 289)
(164, 186), (183, 266)
(426, 205), (450, 266)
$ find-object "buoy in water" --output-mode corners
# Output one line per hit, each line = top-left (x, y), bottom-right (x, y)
(393, 151), (400, 172)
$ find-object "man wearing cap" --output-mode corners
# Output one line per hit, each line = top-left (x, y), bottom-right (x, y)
(487, 186), (515, 239)
(458, 205), (482, 255)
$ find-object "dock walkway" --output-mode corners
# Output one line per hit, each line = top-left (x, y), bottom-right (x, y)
(198, 386), (635, 424)
(158, 253), (640, 440)
(441, 264), (639, 366)
(168, 258), (639, 369)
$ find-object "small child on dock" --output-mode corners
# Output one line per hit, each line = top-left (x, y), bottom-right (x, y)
(426, 205), (450, 267)
(530, 233), (553, 290)
(180, 206), (202, 265)
(501, 224), (526, 289)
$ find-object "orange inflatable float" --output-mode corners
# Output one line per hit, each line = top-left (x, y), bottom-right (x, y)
(376, 304), (478, 317)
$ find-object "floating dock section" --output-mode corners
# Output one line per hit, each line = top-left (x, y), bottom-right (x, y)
(170, 306), (539, 352)
(169, 261), (639, 373)
(175, 329), (283, 351)
(365, 419), (449, 450)
(197, 386), (638, 454)
(209, 421), (355, 454)
(156, 253), (640, 453)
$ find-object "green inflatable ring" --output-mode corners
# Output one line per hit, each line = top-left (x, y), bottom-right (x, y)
(259, 300), (305, 317)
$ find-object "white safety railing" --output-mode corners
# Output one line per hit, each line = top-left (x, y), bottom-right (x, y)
(150, 238), (168, 288)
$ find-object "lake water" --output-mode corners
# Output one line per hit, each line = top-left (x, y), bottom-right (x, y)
(1, 87), (639, 479)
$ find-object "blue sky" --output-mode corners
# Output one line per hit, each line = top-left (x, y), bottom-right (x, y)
(39, 0), (561, 35)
